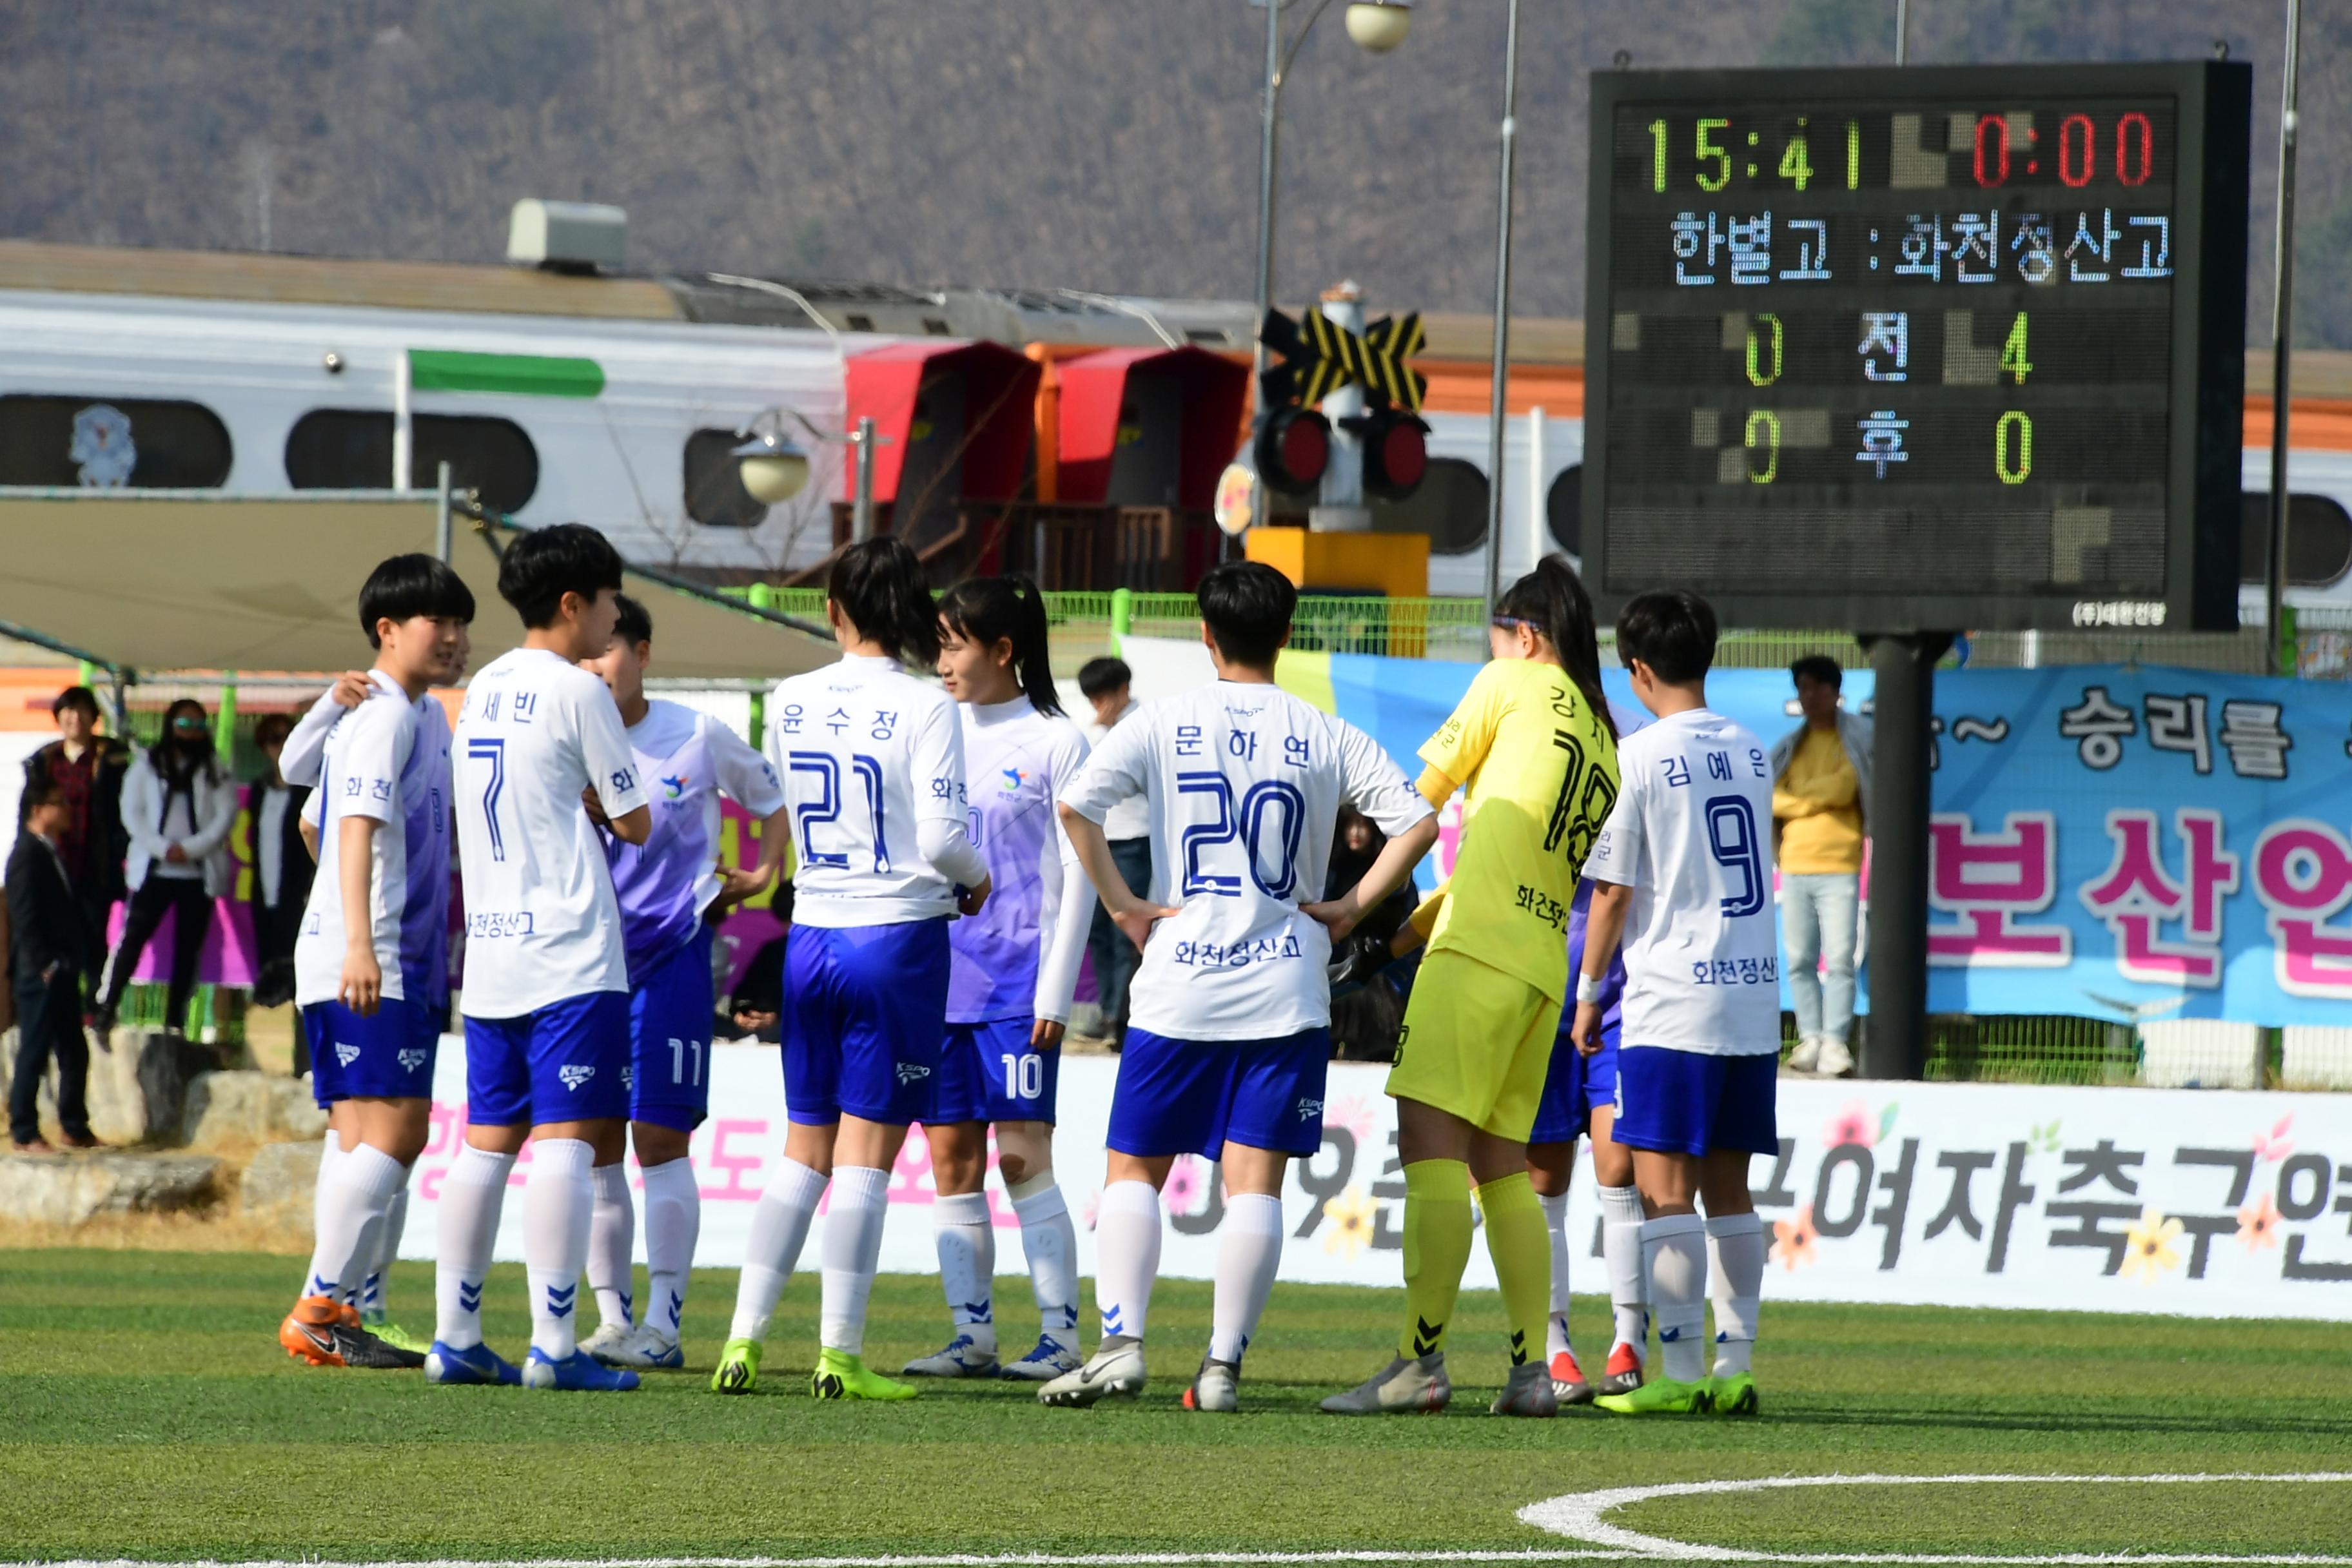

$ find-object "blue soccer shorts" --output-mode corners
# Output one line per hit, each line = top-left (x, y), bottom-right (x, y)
(304, 996), (441, 1108)
(1528, 1024), (1620, 1146)
(630, 925), (717, 1133)
(783, 918), (950, 1126)
(931, 1015), (1061, 1126)
(463, 990), (631, 1127)
(1107, 1026), (1330, 1161)
(1611, 1045), (1779, 1158)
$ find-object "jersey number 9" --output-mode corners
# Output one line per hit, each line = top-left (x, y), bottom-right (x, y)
(1705, 794), (1767, 919)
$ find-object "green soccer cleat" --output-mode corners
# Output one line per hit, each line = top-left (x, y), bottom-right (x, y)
(810, 1348), (919, 1401)
(364, 1319), (430, 1357)
(1594, 1375), (1715, 1415)
(1709, 1371), (1759, 1415)
(710, 1337), (763, 1395)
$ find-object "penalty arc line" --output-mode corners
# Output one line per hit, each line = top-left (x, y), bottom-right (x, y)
(1516, 1470), (2352, 1563)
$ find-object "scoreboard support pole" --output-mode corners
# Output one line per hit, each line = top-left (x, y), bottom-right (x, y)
(1862, 631), (1952, 1081)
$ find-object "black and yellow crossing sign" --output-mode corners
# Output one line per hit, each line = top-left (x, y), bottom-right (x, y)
(1259, 309), (1427, 414)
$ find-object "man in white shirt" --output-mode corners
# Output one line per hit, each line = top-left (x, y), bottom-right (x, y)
(431, 525), (652, 1393)
(1571, 588), (1776, 1418)
(1050, 562), (1436, 1413)
(277, 554), (471, 1373)
(1075, 656), (1149, 1043)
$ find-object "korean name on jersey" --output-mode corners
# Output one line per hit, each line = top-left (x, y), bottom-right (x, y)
(1061, 682), (1429, 1042)
(1582, 709), (1782, 1057)
(451, 648), (648, 1019)
(764, 654), (965, 928)
(293, 674), (454, 1009)
(607, 699), (785, 970)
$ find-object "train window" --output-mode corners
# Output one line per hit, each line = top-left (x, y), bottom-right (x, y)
(683, 429), (770, 528)
(1546, 464), (1583, 555)
(1370, 457), (1489, 555)
(284, 410), (539, 514)
(2239, 492), (2352, 587)
(0, 395), (232, 488)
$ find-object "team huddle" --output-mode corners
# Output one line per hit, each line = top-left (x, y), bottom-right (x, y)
(276, 521), (1778, 1416)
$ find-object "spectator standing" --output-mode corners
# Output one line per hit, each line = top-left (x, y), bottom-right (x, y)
(1073, 657), (1150, 1046)
(95, 698), (236, 1040)
(21, 686), (132, 960)
(9, 777), (100, 1152)
(1769, 656), (1872, 1078)
(246, 712), (315, 1011)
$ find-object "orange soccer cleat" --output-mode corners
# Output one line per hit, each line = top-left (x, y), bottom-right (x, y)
(279, 1295), (347, 1367)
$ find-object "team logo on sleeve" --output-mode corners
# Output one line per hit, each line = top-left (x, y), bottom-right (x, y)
(558, 1064), (596, 1091)
(397, 1048), (428, 1074)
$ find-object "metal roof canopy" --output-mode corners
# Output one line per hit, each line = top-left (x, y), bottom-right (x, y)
(0, 489), (836, 681)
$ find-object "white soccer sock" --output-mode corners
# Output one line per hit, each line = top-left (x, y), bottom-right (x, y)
(933, 1190), (997, 1355)
(301, 1141), (405, 1302)
(1206, 1191), (1283, 1365)
(1705, 1211), (1765, 1378)
(641, 1157), (700, 1341)
(1642, 1213), (1709, 1384)
(818, 1164), (892, 1357)
(524, 1137), (596, 1360)
(311, 1133), (346, 1298)
(1538, 1190), (1573, 1358)
(1008, 1171), (1080, 1353)
(1093, 1179), (1162, 1344)
(729, 1157), (827, 1343)
(435, 1144), (516, 1351)
(362, 1179), (410, 1320)
(1599, 1182), (1649, 1357)
(587, 1162), (635, 1331)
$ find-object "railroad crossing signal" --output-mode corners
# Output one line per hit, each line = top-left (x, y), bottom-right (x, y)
(1258, 308), (1427, 413)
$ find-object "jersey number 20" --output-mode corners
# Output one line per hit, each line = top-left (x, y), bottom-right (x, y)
(1177, 770), (1306, 899)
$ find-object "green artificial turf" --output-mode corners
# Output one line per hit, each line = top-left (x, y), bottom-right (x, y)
(1, 1248), (2347, 1560)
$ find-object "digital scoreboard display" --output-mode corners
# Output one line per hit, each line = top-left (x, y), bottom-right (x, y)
(1582, 63), (2251, 632)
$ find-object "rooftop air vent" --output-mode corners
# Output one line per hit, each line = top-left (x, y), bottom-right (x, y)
(507, 199), (627, 274)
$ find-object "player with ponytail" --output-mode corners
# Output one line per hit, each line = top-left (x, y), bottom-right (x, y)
(904, 574), (1097, 1382)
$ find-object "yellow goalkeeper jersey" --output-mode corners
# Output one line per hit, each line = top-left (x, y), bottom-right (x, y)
(1418, 658), (1620, 1002)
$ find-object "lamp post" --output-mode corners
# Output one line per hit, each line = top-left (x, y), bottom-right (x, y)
(734, 410), (888, 542)
(1242, 0), (1412, 544)
(1479, 0), (1522, 623)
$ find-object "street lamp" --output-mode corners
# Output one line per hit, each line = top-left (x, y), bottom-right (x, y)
(1237, 0), (1412, 542)
(734, 409), (890, 542)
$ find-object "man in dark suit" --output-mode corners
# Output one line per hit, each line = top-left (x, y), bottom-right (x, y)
(9, 776), (101, 1152)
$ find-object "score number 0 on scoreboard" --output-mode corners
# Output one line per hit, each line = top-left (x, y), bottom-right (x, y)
(1582, 64), (2251, 634)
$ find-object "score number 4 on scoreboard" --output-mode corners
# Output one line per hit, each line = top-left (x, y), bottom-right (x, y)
(1581, 63), (2252, 634)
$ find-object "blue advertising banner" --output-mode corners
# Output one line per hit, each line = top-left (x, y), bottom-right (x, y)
(1309, 652), (2352, 1028)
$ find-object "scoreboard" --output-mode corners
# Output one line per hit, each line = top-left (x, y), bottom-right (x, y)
(1582, 63), (2251, 632)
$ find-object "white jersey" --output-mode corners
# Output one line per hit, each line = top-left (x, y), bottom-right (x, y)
(1061, 680), (1429, 1043)
(293, 672), (453, 1010)
(948, 698), (1093, 1024)
(452, 647), (649, 1019)
(607, 700), (786, 972)
(1582, 707), (1781, 1057)
(763, 653), (965, 928)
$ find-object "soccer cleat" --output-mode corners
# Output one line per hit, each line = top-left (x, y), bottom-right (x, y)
(1549, 1348), (1595, 1406)
(810, 1348), (919, 1401)
(1181, 1357), (1240, 1413)
(279, 1295), (346, 1367)
(424, 1339), (522, 1386)
(1320, 1352), (1451, 1415)
(586, 1322), (683, 1369)
(1709, 1371), (1760, 1415)
(1594, 1341), (1645, 1396)
(364, 1318), (431, 1357)
(1490, 1360), (1560, 1417)
(523, 1347), (640, 1391)
(1787, 1035), (1821, 1073)
(902, 1333), (1001, 1378)
(1037, 1336), (1148, 1407)
(997, 1335), (1083, 1382)
(710, 1337), (763, 1395)
(333, 1322), (425, 1369)
(1595, 1374), (1714, 1415)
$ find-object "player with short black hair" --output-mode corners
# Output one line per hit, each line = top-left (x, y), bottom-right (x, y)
(496, 523), (627, 631)
(1077, 656), (1132, 705)
(1614, 588), (1718, 687)
(357, 555), (478, 647)
(1193, 561), (1298, 669)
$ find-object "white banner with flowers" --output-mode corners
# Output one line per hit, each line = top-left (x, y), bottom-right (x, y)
(401, 1048), (2352, 1320)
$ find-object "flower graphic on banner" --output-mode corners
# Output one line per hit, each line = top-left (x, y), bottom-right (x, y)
(1164, 1155), (1208, 1219)
(1822, 1102), (1878, 1149)
(1770, 1206), (1819, 1271)
(1323, 1186), (1377, 1258)
(1328, 1095), (1378, 1144)
(2120, 1207), (2185, 1283)
(2251, 1115), (2295, 1164)
(2237, 1191), (2283, 1250)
